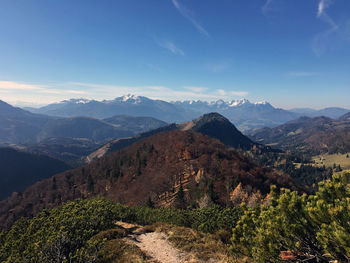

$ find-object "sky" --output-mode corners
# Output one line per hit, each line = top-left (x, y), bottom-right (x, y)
(0, 0), (349, 109)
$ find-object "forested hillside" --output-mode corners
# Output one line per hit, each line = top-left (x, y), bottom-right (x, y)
(0, 130), (296, 229)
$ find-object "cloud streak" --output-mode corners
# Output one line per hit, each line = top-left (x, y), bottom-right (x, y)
(317, 0), (337, 28)
(262, 0), (274, 16)
(317, 0), (333, 17)
(0, 81), (86, 95)
(313, 0), (338, 56)
(0, 81), (87, 106)
(155, 39), (185, 56)
(171, 0), (209, 37)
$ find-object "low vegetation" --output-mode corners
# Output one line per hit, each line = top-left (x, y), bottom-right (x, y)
(232, 172), (350, 262)
(1, 172), (349, 262)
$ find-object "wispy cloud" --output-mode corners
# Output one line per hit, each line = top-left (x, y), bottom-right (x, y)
(312, 0), (338, 56)
(184, 86), (208, 93)
(317, 0), (333, 17)
(155, 39), (185, 56)
(262, 0), (274, 16)
(286, 72), (318, 77)
(0, 81), (86, 95)
(171, 0), (209, 37)
(217, 89), (248, 97)
(317, 0), (337, 28)
(0, 81), (87, 106)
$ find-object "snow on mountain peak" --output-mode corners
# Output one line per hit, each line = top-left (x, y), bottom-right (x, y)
(122, 94), (140, 102)
(62, 98), (91, 104)
(175, 98), (272, 109)
(228, 98), (251, 107)
(254, 101), (268, 105)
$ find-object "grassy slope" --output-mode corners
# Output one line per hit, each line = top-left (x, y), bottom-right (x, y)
(312, 152), (350, 170)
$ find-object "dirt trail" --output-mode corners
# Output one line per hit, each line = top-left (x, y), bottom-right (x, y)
(115, 221), (186, 263)
(131, 231), (185, 263)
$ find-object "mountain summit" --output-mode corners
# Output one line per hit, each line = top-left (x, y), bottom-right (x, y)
(86, 112), (258, 163)
(182, 113), (255, 149)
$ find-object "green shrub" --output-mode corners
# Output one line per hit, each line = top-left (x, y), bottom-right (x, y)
(231, 172), (350, 262)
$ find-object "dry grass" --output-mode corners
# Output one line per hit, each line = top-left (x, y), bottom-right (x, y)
(97, 238), (154, 263)
(313, 152), (350, 170)
(90, 227), (154, 263)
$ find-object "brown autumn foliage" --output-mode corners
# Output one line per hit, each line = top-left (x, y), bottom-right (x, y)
(0, 130), (297, 229)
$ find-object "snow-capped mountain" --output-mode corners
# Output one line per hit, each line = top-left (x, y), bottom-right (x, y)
(174, 98), (273, 110)
(61, 98), (92, 104)
(105, 94), (151, 104)
(28, 95), (199, 123)
(20, 94), (350, 132)
(174, 98), (298, 131)
(26, 96), (302, 131)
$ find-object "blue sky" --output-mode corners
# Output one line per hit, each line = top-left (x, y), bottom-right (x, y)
(0, 0), (349, 109)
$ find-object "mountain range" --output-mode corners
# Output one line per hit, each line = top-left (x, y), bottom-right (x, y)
(249, 112), (350, 155)
(0, 99), (167, 146)
(25, 95), (349, 131)
(26, 95), (197, 123)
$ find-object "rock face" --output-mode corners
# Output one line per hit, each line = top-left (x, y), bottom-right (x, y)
(0, 130), (296, 229)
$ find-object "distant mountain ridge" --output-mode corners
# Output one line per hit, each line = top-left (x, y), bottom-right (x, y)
(249, 113), (350, 155)
(25, 95), (296, 131)
(28, 95), (198, 123)
(0, 100), (52, 144)
(0, 99), (167, 146)
(290, 107), (349, 119)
